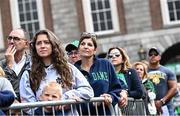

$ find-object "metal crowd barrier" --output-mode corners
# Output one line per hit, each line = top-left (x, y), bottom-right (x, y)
(115, 97), (147, 116)
(3, 97), (146, 116)
(4, 97), (115, 116)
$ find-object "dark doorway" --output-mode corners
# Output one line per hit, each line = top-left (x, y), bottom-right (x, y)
(161, 42), (180, 82)
(161, 42), (180, 65)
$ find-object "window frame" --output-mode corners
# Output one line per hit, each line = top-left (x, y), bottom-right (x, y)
(160, 0), (180, 26)
(0, 9), (5, 50)
(9, 0), (45, 30)
(82, 0), (120, 35)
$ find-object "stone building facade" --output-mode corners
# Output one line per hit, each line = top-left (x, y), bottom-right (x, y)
(50, 0), (180, 62)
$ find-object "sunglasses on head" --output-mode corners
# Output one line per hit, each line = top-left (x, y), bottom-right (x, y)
(81, 32), (97, 38)
(108, 54), (121, 58)
(7, 36), (22, 41)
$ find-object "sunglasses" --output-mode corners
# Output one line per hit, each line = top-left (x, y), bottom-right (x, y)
(7, 36), (22, 41)
(149, 52), (158, 56)
(108, 54), (121, 58)
(81, 32), (97, 38)
(67, 51), (79, 56)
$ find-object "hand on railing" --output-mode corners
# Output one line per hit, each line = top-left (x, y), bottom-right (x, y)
(118, 90), (128, 108)
(8, 99), (20, 116)
(68, 96), (81, 102)
(58, 96), (81, 110)
(100, 93), (112, 106)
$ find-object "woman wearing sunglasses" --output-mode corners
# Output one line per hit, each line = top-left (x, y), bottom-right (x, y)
(74, 32), (128, 115)
(107, 47), (143, 99)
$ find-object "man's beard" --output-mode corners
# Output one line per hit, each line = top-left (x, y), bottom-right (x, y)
(150, 60), (158, 65)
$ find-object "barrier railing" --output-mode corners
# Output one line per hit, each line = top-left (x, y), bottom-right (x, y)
(118, 98), (147, 115)
(3, 97), (147, 116)
(3, 97), (115, 116)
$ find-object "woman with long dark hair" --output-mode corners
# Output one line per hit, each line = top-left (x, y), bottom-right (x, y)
(19, 29), (94, 114)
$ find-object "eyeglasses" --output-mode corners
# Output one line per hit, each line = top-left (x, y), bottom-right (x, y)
(7, 36), (22, 41)
(149, 52), (158, 56)
(67, 51), (79, 56)
(108, 54), (121, 59)
(81, 32), (97, 38)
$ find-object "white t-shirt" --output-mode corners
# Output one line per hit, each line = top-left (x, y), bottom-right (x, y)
(12, 55), (26, 75)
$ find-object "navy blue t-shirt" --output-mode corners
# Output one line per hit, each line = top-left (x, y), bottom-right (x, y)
(148, 65), (176, 100)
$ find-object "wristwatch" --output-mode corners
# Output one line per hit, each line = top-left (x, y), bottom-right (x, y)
(160, 98), (165, 105)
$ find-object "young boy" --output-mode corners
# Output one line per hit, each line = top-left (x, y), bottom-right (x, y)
(34, 81), (64, 115)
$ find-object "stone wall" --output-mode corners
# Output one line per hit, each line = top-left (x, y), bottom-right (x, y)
(123, 0), (152, 33)
(50, 0), (81, 43)
(97, 27), (180, 62)
(50, 0), (180, 62)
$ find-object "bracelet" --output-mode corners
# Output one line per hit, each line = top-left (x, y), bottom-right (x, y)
(160, 98), (165, 105)
(121, 89), (128, 96)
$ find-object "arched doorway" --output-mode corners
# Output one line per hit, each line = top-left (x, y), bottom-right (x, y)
(161, 42), (180, 82)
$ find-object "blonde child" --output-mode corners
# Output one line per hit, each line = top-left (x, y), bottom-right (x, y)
(35, 81), (63, 115)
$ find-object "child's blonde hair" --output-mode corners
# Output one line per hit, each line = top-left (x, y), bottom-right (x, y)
(0, 66), (5, 77)
(42, 81), (62, 96)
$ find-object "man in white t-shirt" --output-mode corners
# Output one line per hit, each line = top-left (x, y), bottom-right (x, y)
(0, 28), (31, 101)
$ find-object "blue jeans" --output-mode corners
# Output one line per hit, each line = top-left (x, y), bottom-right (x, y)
(167, 102), (175, 116)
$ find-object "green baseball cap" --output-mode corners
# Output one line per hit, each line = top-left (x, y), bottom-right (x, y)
(65, 40), (79, 52)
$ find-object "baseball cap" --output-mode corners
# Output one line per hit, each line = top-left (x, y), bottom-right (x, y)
(148, 47), (161, 56)
(65, 40), (79, 52)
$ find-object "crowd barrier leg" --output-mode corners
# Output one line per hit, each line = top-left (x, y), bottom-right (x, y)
(115, 98), (147, 116)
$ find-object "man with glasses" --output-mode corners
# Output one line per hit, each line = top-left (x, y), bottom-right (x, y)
(0, 28), (31, 102)
(147, 47), (177, 115)
(65, 40), (80, 64)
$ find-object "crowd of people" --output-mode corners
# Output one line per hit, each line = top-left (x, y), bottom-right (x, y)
(0, 28), (178, 115)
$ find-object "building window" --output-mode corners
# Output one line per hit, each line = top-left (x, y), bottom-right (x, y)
(82, 0), (119, 35)
(10, 0), (45, 39)
(0, 9), (5, 50)
(168, 0), (180, 21)
(161, 0), (180, 26)
(18, 0), (40, 38)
